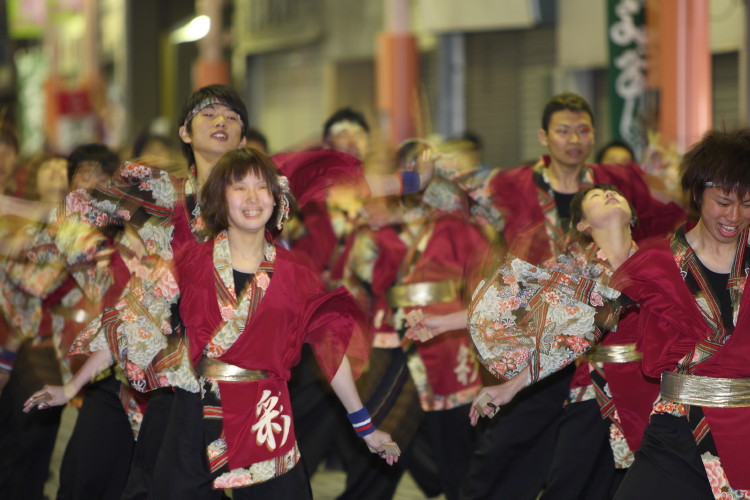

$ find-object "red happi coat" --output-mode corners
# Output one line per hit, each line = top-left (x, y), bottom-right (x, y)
(490, 157), (685, 265)
(176, 240), (370, 470)
(567, 310), (660, 455)
(613, 231), (750, 490)
(370, 212), (487, 409)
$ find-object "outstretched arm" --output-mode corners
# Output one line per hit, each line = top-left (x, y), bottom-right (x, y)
(23, 348), (113, 412)
(329, 356), (399, 465)
(405, 309), (468, 342)
(364, 148), (434, 198)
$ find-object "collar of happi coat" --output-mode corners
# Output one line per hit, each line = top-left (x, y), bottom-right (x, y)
(532, 157), (595, 258)
(204, 231), (276, 358)
(671, 225), (749, 345)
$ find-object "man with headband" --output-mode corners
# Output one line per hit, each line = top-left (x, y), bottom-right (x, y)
(12, 84), (249, 499)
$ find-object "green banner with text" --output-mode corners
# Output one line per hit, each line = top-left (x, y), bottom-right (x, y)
(607, 0), (646, 160)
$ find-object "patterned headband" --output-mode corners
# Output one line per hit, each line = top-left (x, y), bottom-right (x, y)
(182, 98), (245, 131)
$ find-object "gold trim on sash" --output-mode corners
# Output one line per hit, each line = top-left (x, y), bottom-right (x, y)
(48, 305), (93, 325)
(386, 280), (461, 308)
(582, 344), (642, 363)
(196, 357), (268, 382)
(660, 372), (750, 407)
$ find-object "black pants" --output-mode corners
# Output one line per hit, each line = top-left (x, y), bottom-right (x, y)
(57, 374), (135, 500)
(459, 365), (574, 500)
(0, 343), (63, 500)
(614, 414), (714, 499)
(149, 388), (312, 500)
(540, 398), (624, 500)
(337, 405), (474, 500)
(121, 388), (176, 500)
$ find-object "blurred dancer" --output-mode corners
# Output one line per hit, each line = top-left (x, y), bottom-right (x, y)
(338, 140), (487, 499)
(0, 144), (121, 500)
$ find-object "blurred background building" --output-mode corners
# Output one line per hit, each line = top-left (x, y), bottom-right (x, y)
(0, 0), (746, 168)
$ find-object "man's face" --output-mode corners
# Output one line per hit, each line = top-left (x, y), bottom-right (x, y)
(325, 121), (369, 160)
(538, 110), (595, 170)
(179, 104), (246, 164)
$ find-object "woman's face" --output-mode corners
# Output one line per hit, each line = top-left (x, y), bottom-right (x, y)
(697, 187), (750, 246)
(37, 158), (69, 202)
(225, 171), (275, 234)
(577, 188), (632, 234)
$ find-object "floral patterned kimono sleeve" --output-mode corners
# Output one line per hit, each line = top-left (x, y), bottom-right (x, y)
(468, 256), (621, 384)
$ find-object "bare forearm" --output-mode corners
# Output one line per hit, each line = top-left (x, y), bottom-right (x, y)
(329, 356), (364, 413)
(68, 349), (113, 394)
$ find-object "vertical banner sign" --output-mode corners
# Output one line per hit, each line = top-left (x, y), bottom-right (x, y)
(607, 0), (646, 160)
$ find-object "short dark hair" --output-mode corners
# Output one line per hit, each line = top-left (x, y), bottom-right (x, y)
(246, 127), (269, 152)
(541, 92), (595, 132)
(681, 128), (750, 212)
(595, 139), (636, 164)
(67, 143), (120, 184)
(568, 184), (636, 244)
(178, 84), (249, 167)
(396, 138), (432, 170)
(322, 107), (369, 140)
(132, 130), (172, 158)
(200, 147), (297, 237)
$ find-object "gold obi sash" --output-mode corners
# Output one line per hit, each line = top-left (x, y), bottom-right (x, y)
(386, 280), (461, 308)
(48, 305), (93, 325)
(660, 372), (750, 407)
(196, 357), (269, 382)
(582, 343), (642, 363)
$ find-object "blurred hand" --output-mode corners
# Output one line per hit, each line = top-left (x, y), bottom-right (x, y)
(469, 383), (521, 426)
(23, 383), (76, 413)
(363, 429), (400, 466)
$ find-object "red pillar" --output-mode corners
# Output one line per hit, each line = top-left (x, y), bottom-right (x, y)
(376, 0), (420, 148)
(193, 0), (229, 89)
(647, 0), (711, 152)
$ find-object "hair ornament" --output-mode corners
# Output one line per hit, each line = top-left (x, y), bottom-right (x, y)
(276, 175), (291, 230)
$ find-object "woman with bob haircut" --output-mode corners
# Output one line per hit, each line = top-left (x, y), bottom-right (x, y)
(154, 147), (398, 498)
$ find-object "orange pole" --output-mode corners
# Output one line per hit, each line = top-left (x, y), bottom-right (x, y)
(193, 0), (229, 89)
(647, 0), (711, 152)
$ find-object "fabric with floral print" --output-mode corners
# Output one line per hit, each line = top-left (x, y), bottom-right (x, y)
(468, 255), (621, 384)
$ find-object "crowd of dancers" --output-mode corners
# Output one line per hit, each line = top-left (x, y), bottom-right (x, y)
(0, 84), (748, 500)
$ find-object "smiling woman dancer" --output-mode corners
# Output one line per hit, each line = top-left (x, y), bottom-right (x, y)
(30, 147), (398, 499)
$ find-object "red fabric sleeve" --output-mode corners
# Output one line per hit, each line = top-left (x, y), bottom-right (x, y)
(610, 239), (708, 377)
(272, 149), (370, 209)
(302, 286), (372, 382)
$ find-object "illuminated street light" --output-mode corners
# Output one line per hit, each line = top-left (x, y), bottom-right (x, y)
(170, 15), (210, 44)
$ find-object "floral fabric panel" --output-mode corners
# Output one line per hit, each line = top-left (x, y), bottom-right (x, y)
(701, 452), (750, 499)
(206, 231), (275, 358)
(469, 256), (621, 383)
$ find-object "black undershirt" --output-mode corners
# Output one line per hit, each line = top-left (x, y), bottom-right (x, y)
(698, 262), (734, 330)
(553, 190), (576, 233)
(233, 269), (253, 295)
